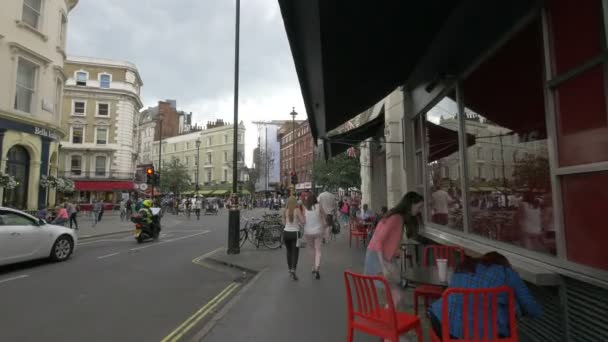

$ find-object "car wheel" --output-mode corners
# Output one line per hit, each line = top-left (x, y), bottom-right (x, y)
(50, 235), (73, 261)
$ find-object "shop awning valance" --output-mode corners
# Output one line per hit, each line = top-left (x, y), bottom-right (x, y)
(211, 190), (228, 195)
(427, 122), (476, 162)
(323, 112), (385, 157)
(278, 0), (537, 140)
(75, 181), (134, 191)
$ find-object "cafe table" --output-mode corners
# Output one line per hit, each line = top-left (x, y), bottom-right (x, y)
(401, 265), (453, 289)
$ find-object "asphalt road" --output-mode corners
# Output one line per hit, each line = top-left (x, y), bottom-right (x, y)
(0, 210), (248, 342)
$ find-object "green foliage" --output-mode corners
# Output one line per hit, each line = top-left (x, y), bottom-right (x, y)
(312, 153), (360, 191)
(159, 159), (191, 194)
(512, 153), (550, 190)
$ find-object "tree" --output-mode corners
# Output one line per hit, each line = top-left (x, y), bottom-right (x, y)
(312, 153), (361, 191)
(159, 159), (191, 194)
(512, 153), (550, 191)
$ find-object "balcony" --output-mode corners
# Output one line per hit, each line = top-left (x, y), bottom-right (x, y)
(58, 170), (135, 180)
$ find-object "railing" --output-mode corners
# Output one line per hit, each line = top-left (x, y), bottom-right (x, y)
(57, 171), (135, 180)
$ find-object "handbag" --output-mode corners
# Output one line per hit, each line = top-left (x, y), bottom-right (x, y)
(296, 231), (307, 248)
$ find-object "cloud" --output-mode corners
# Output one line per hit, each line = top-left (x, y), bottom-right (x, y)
(67, 0), (306, 165)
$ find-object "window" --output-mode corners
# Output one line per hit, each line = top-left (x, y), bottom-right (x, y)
(223, 169), (228, 182)
(99, 74), (111, 89)
(54, 78), (62, 116)
(224, 135), (228, 144)
(22, 0), (42, 29)
(97, 103), (109, 116)
(72, 127), (83, 144)
(95, 156), (106, 176)
(238, 134), (242, 143)
(0, 211), (36, 226)
(70, 155), (81, 175)
(73, 100), (85, 115)
(207, 152), (212, 164)
(14, 58), (37, 113)
(207, 137), (212, 146)
(173, 144), (176, 152)
(59, 13), (67, 49)
(206, 171), (212, 182)
(96, 128), (107, 144)
(237, 152), (243, 161)
(224, 151), (228, 162)
(76, 71), (87, 86)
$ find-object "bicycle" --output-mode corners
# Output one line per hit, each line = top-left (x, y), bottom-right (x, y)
(239, 217), (283, 249)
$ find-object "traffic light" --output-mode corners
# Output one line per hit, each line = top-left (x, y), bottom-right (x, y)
(146, 167), (154, 184)
(290, 171), (298, 185)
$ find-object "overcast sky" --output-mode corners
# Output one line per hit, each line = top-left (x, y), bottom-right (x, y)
(66, 0), (305, 165)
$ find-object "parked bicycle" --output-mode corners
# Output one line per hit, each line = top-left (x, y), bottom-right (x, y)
(239, 216), (283, 249)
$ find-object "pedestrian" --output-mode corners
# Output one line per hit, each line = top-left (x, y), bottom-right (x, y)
(36, 205), (47, 221)
(364, 192), (424, 307)
(126, 198), (133, 221)
(302, 194), (327, 280)
(119, 199), (127, 221)
(283, 196), (305, 281)
(98, 200), (105, 223)
(52, 204), (69, 226)
(317, 189), (336, 243)
(195, 196), (202, 220)
(67, 200), (78, 229)
(92, 199), (102, 226)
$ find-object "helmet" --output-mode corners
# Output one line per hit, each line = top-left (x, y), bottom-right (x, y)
(143, 199), (153, 208)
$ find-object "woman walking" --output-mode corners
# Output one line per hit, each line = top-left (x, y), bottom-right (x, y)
(67, 201), (78, 229)
(283, 196), (305, 281)
(303, 194), (327, 280)
(364, 192), (424, 305)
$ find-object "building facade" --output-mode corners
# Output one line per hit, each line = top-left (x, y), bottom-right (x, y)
(150, 120), (246, 191)
(0, 0), (78, 210)
(253, 121), (288, 193)
(279, 120), (314, 191)
(59, 56), (143, 203)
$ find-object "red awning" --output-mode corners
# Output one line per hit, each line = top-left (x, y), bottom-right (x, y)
(75, 181), (135, 191)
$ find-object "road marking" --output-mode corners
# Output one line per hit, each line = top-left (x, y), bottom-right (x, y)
(160, 282), (240, 342)
(0, 274), (30, 284)
(130, 231), (209, 252)
(97, 252), (120, 259)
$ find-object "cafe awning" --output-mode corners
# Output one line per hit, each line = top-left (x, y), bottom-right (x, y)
(278, 0), (538, 140)
(427, 122), (476, 162)
(211, 190), (228, 195)
(75, 181), (134, 191)
(324, 110), (385, 157)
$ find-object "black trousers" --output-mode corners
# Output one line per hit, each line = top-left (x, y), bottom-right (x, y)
(69, 213), (78, 229)
(283, 231), (299, 270)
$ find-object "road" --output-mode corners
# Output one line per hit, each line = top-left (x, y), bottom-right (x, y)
(0, 210), (252, 342)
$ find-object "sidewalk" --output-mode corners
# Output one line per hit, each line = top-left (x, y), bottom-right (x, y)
(71, 212), (134, 239)
(201, 230), (431, 341)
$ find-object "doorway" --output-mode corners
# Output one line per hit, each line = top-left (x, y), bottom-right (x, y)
(4, 145), (30, 209)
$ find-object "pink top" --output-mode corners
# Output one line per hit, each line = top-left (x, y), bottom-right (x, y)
(367, 214), (403, 261)
(56, 208), (69, 219)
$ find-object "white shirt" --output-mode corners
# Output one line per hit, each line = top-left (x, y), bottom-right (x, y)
(303, 205), (323, 235)
(431, 189), (452, 214)
(317, 191), (336, 214)
(284, 209), (302, 232)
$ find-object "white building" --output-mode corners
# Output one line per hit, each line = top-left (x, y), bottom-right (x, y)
(254, 122), (283, 192)
(0, 0), (78, 210)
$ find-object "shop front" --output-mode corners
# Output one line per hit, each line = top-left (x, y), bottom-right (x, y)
(279, 0), (608, 340)
(73, 180), (135, 205)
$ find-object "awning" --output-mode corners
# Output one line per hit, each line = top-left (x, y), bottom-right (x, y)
(211, 190), (228, 195)
(198, 190), (213, 195)
(240, 189), (251, 195)
(278, 0), (537, 140)
(75, 181), (134, 191)
(427, 122), (476, 162)
(324, 111), (385, 157)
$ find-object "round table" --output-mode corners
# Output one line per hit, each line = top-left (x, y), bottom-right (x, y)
(402, 266), (452, 288)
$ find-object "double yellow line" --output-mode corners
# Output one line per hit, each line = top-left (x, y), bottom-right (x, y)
(160, 282), (240, 342)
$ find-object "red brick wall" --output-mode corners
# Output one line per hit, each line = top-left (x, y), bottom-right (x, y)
(154, 101), (180, 140)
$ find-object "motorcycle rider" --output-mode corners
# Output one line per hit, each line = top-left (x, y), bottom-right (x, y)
(138, 199), (157, 237)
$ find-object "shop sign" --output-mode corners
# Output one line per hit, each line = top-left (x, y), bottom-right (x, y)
(33, 126), (59, 140)
(295, 182), (312, 190)
(0, 117), (61, 141)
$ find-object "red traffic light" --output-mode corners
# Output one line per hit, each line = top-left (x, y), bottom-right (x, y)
(146, 167), (154, 175)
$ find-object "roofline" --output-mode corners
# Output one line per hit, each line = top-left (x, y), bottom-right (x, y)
(66, 56), (144, 86)
(66, 0), (78, 11)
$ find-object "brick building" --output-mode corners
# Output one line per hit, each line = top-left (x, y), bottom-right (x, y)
(280, 120), (314, 191)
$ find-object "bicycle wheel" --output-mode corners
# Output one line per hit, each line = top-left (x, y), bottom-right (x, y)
(239, 228), (248, 247)
(262, 225), (283, 249)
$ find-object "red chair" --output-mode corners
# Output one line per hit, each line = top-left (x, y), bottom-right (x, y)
(430, 286), (518, 342)
(344, 271), (422, 342)
(349, 218), (367, 247)
(413, 245), (465, 315)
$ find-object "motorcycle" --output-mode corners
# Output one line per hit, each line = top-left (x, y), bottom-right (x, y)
(130, 207), (162, 243)
(204, 204), (219, 215)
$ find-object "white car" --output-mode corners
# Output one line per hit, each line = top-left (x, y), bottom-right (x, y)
(0, 207), (77, 266)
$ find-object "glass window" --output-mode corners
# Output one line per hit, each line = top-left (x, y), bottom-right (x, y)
(206, 171), (212, 182)
(15, 58), (37, 113)
(76, 72), (87, 86)
(95, 156), (106, 176)
(96, 128), (107, 144)
(22, 0), (41, 28)
(0, 211), (36, 226)
(59, 14), (67, 49)
(207, 137), (212, 146)
(72, 127), (83, 144)
(71, 155), (81, 175)
(224, 151), (228, 162)
(74, 101), (85, 115)
(207, 153), (212, 164)
(461, 18), (554, 254)
(224, 135), (228, 144)
(99, 74), (111, 88)
(224, 169), (228, 182)
(97, 103), (109, 116)
(54, 78), (62, 116)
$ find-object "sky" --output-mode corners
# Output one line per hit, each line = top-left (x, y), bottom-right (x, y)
(66, 0), (306, 166)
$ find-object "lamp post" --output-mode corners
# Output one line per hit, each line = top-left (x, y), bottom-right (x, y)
(155, 116), (163, 201)
(227, 0), (241, 254)
(290, 107), (297, 195)
(195, 138), (201, 193)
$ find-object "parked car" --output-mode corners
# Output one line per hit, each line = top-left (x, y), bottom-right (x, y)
(0, 207), (77, 266)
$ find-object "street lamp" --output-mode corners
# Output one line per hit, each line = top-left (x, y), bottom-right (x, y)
(290, 107), (297, 195)
(195, 138), (201, 192)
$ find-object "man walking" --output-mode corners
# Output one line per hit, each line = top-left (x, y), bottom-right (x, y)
(67, 200), (78, 229)
(317, 189), (336, 242)
(92, 199), (102, 226)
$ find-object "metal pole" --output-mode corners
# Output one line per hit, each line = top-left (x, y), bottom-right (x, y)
(292, 115), (295, 196)
(158, 119), (163, 193)
(227, 0), (240, 254)
(265, 125), (268, 192)
(196, 144), (200, 192)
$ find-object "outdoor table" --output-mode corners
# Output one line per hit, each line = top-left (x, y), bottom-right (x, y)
(402, 265), (453, 288)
